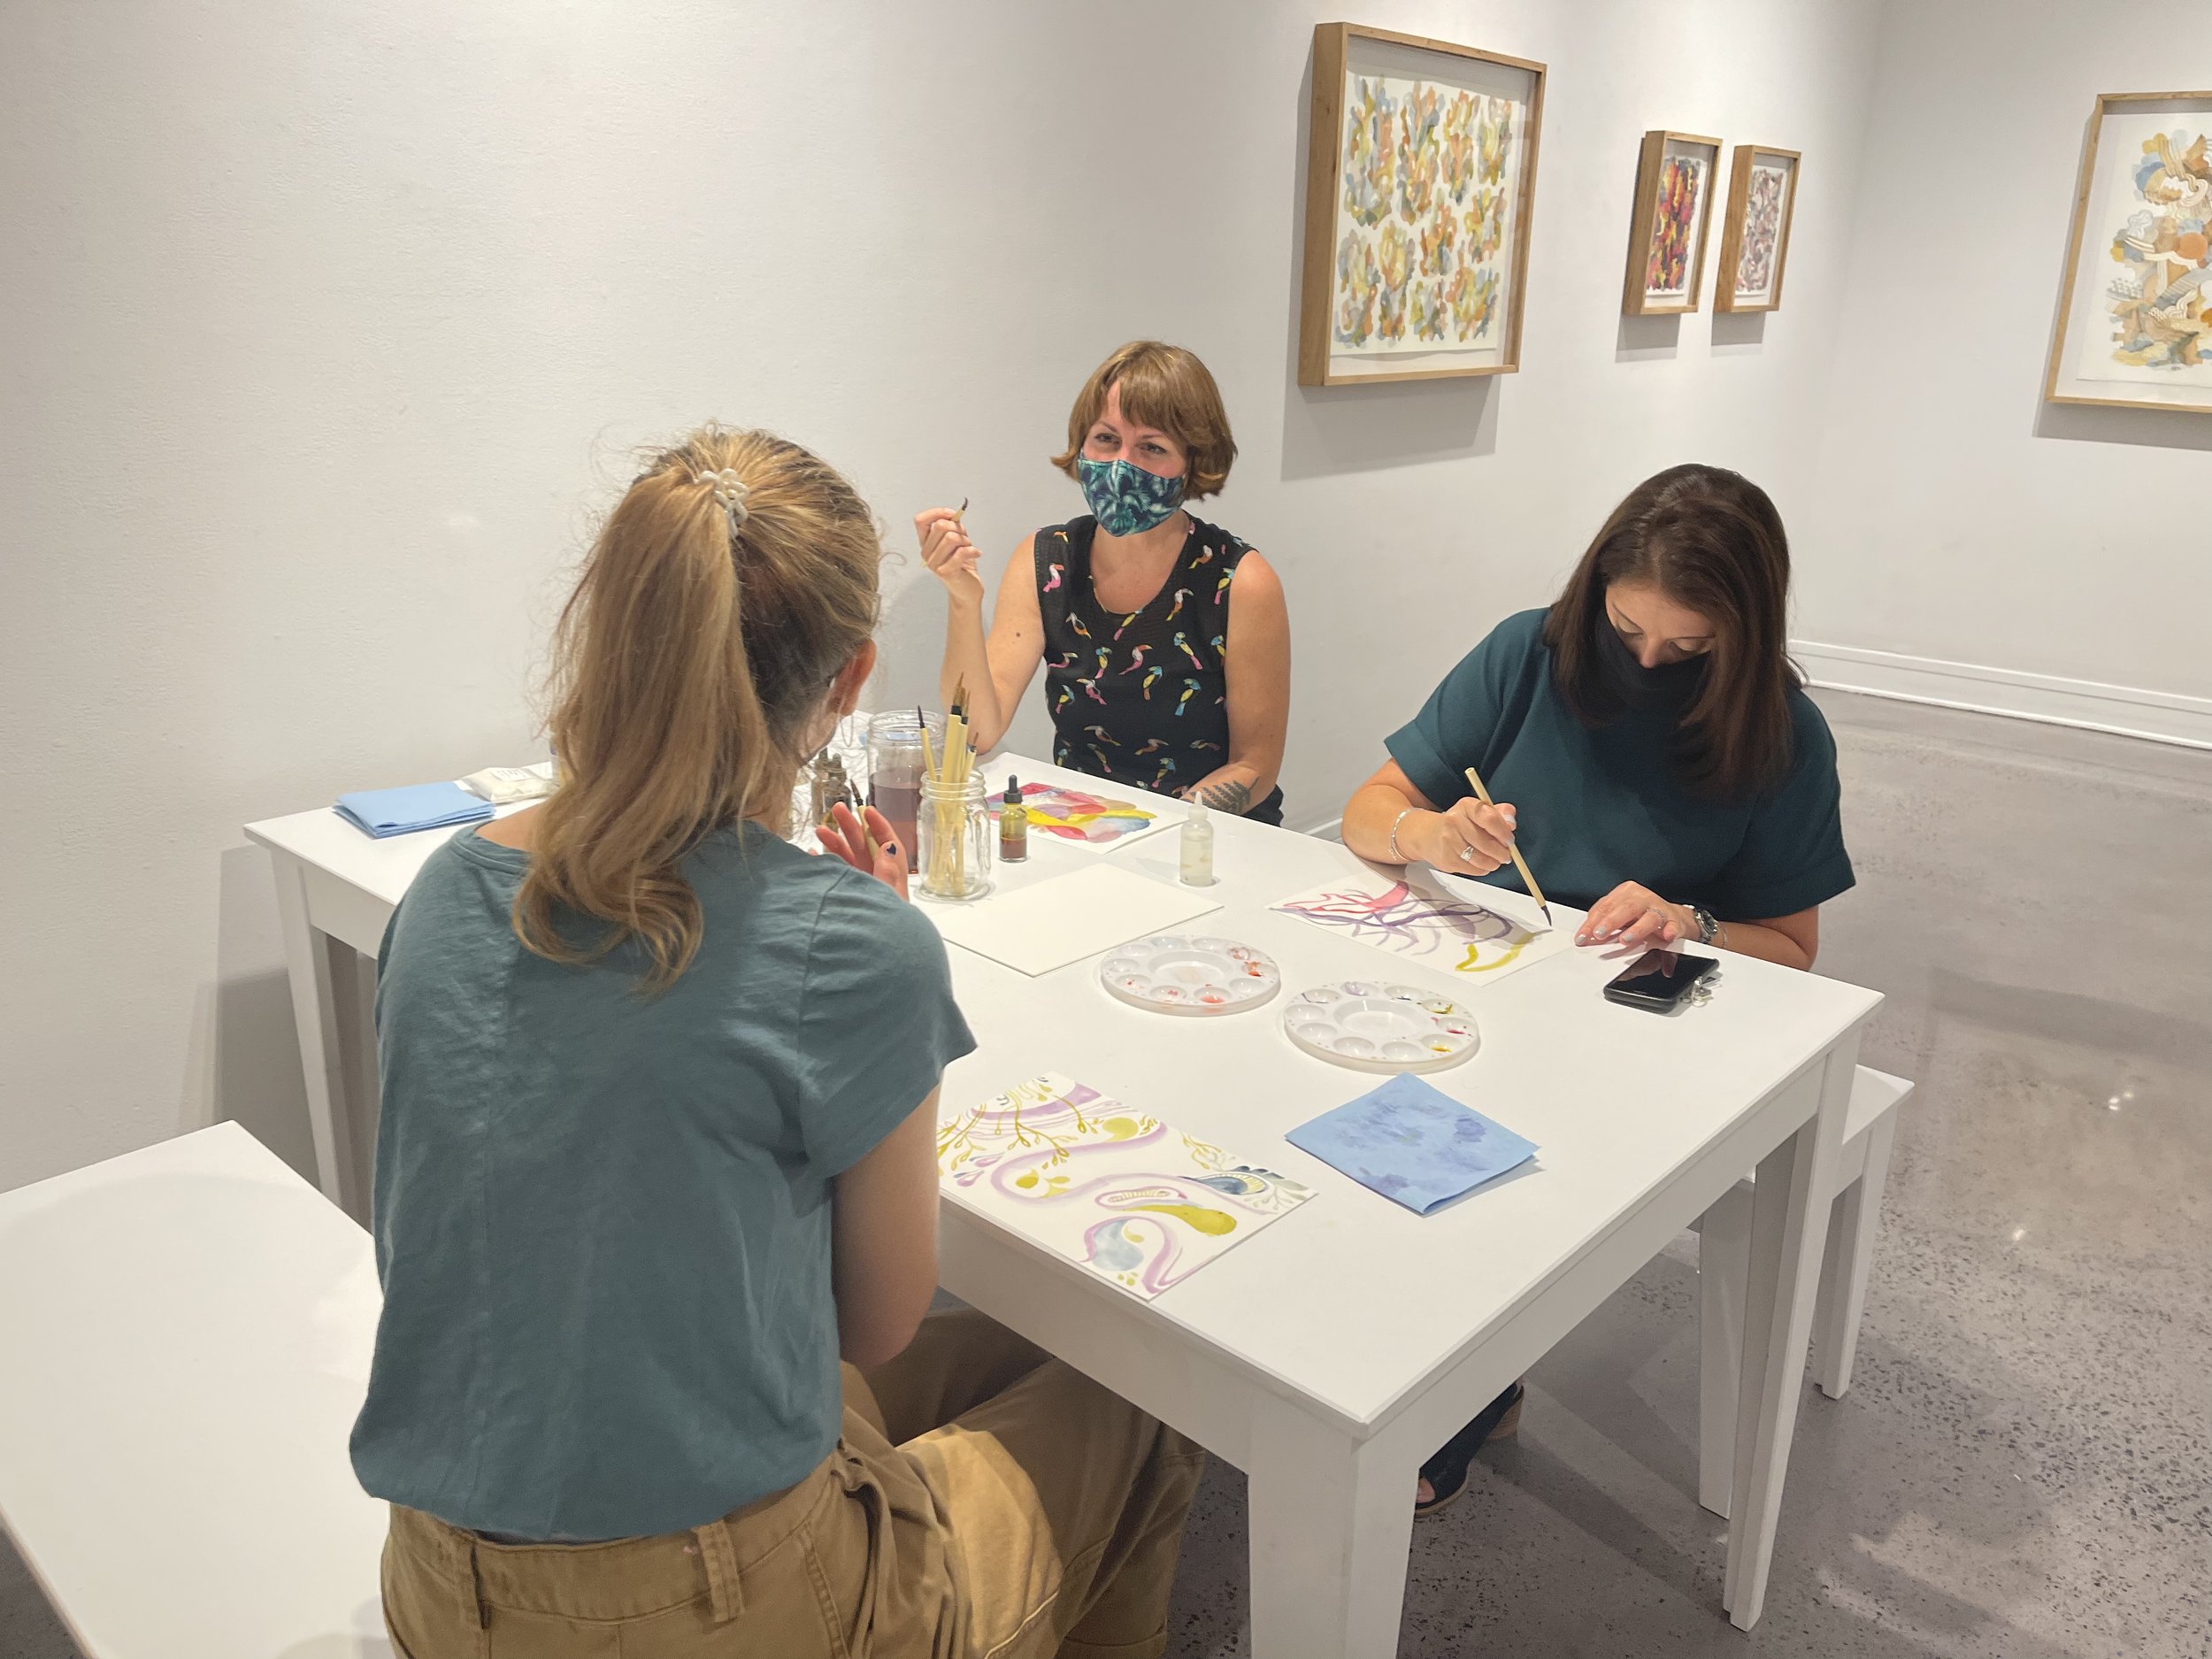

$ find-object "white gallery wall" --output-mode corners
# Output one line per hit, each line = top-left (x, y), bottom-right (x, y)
(18, 0), (2176, 1194)
(1799, 4), (2212, 740)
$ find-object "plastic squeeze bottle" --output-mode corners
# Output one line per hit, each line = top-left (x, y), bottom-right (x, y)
(1179, 795), (1214, 886)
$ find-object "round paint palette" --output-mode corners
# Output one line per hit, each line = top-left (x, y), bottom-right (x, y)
(1098, 935), (1281, 1017)
(1282, 980), (1479, 1072)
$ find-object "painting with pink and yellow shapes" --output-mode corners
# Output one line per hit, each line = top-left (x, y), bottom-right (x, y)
(937, 1074), (1314, 1302)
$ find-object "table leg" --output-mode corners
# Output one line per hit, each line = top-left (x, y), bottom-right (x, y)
(1247, 1399), (1417, 1659)
(1696, 1177), (1755, 1518)
(270, 855), (364, 1217)
(1722, 1034), (1859, 1627)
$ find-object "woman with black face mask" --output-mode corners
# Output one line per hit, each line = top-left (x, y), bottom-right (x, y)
(1340, 462), (1855, 1514)
(914, 341), (1292, 823)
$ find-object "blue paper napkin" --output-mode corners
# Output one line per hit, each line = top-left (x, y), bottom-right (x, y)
(334, 781), (494, 840)
(1286, 1074), (1538, 1214)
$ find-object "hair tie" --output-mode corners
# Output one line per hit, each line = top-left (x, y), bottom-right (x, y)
(694, 467), (751, 535)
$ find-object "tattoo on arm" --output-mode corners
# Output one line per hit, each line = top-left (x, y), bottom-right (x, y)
(1198, 778), (1254, 815)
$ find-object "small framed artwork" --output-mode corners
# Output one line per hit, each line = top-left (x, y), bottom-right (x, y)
(1623, 130), (1722, 315)
(2046, 91), (2212, 414)
(1298, 22), (1548, 386)
(1716, 145), (1800, 312)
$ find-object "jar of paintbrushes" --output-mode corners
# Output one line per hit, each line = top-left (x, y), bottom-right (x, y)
(917, 682), (990, 900)
(918, 772), (990, 900)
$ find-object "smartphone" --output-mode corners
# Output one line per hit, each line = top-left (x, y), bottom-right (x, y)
(1602, 949), (1719, 1011)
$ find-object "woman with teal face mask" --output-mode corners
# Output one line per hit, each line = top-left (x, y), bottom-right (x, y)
(916, 341), (1291, 822)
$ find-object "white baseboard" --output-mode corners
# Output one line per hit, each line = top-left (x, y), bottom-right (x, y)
(1299, 815), (1346, 841)
(1791, 640), (2212, 751)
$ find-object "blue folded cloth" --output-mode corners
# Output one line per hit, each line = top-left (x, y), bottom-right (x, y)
(334, 781), (495, 839)
(1286, 1074), (1538, 1215)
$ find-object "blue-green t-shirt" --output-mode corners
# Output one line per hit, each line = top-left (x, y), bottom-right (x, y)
(349, 823), (975, 1540)
(1386, 609), (1854, 919)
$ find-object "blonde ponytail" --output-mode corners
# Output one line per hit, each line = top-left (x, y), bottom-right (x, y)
(515, 426), (881, 990)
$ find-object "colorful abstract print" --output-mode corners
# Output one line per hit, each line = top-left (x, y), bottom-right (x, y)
(1644, 154), (1706, 297)
(937, 1075), (1314, 1302)
(1333, 73), (1519, 353)
(986, 783), (1158, 847)
(1734, 162), (1789, 298)
(2102, 127), (2212, 373)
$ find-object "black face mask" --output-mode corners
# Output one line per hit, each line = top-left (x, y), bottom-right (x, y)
(1595, 614), (1709, 709)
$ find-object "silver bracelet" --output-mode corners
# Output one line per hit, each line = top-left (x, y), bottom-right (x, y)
(1387, 807), (1418, 863)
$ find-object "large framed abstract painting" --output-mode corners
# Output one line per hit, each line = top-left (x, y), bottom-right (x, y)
(1716, 144), (1799, 313)
(2047, 91), (2212, 415)
(1623, 130), (1722, 315)
(1297, 22), (1547, 386)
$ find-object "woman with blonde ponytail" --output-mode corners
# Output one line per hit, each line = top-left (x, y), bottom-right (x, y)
(352, 426), (1205, 1658)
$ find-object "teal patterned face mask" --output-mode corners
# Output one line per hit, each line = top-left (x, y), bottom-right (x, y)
(1078, 457), (1184, 537)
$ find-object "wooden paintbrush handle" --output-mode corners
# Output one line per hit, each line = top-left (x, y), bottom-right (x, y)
(1463, 764), (1548, 909)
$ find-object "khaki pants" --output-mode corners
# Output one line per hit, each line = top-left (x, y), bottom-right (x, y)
(381, 1309), (1206, 1658)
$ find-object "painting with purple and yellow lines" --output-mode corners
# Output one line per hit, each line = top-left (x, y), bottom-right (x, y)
(937, 1074), (1315, 1302)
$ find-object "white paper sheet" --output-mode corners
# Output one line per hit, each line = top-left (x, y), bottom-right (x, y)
(923, 863), (1223, 977)
(938, 1073), (1316, 1301)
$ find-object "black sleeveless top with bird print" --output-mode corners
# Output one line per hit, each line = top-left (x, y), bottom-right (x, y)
(1033, 514), (1285, 826)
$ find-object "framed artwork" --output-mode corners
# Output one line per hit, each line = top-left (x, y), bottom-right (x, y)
(1716, 145), (1800, 312)
(2046, 91), (2212, 414)
(1297, 22), (1548, 386)
(1623, 130), (1722, 314)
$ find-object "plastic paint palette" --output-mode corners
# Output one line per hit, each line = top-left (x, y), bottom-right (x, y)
(1099, 935), (1282, 1017)
(1283, 981), (1479, 1072)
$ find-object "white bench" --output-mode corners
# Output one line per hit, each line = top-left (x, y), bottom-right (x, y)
(1695, 1064), (1913, 1516)
(0, 1123), (390, 1659)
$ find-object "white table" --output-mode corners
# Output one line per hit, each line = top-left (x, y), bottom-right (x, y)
(246, 754), (1879, 1648)
(0, 1122), (392, 1659)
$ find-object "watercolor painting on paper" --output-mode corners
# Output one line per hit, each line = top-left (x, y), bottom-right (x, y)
(1272, 875), (1570, 984)
(984, 782), (1173, 850)
(936, 1074), (1315, 1302)
(1734, 158), (1791, 302)
(2078, 119), (2212, 386)
(1332, 73), (1523, 355)
(1645, 152), (1709, 300)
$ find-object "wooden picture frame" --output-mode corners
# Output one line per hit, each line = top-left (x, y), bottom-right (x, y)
(1715, 145), (1800, 313)
(1622, 130), (1722, 315)
(2045, 90), (2212, 415)
(1297, 22), (1548, 386)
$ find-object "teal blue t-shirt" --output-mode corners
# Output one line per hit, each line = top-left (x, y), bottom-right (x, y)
(1387, 609), (1853, 919)
(349, 823), (974, 1540)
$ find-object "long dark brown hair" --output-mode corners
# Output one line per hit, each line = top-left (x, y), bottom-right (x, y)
(1542, 464), (1799, 798)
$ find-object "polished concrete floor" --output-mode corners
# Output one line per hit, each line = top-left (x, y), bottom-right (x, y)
(4, 693), (2208, 1658)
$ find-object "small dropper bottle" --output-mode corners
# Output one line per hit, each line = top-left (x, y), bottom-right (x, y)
(1179, 794), (1214, 886)
(999, 775), (1028, 863)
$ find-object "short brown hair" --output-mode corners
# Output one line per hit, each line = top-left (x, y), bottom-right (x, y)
(1542, 464), (1800, 800)
(1051, 341), (1237, 499)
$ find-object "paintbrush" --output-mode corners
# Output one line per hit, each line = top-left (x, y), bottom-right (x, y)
(1463, 764), (1551, 927)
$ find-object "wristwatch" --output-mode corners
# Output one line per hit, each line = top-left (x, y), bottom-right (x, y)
(1687, 904), (1721, 946)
